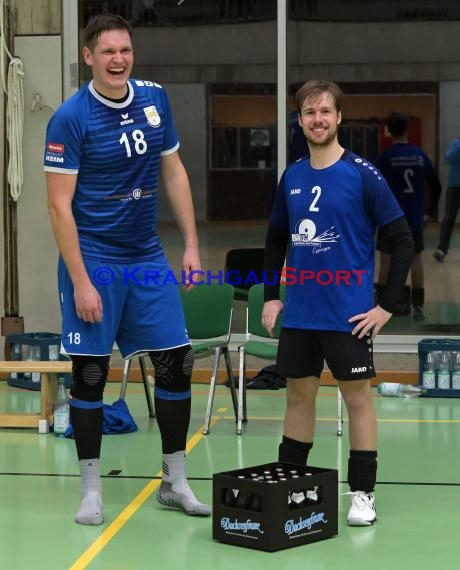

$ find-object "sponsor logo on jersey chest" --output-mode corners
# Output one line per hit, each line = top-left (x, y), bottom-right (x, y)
(120, 112), (134, 126)
(132, 188), (142, 200)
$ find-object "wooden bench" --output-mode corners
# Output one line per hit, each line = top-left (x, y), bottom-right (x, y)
(0, 361), (72, 431)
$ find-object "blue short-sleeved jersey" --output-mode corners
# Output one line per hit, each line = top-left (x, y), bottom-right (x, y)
(270, 150), (403, 332)
(376, 143), (438, 232)
(444, 139), (460, 187)
(44, 79), (179, 262)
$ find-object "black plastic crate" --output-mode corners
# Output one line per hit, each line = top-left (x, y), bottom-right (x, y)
(213, 462), (338, 552)
(418, 338), (460, 397)
(6, 332), (71, 391)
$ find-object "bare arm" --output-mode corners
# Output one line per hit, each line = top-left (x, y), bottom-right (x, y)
(46, 172), (102, 322)
(160, 151), (201, 287)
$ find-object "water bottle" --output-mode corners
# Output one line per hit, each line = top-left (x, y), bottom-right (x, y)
(289, 490), (306, 508)
(422, 352), (436, 389)
(49, 344), (59, 361)
(24, 345), (41, 383)
(304, 487), (319, 505)
(23, 345), (31, 381)
(437, 351), (451, 390)
(248, 492), (262, 512)
(223, 488), (235, 506)
(53, 376), (70, 437)
(10, 343), (22, 380)
(377, 382), (426, 398)
(452, 352), (460, 390)
(232, 475), (249, 509)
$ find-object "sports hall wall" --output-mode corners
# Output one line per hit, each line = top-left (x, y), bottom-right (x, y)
(2, 0), (460, 348)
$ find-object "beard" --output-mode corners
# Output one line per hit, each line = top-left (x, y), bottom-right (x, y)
(305, 125), (339, 149)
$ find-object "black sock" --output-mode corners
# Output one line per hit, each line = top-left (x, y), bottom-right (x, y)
(278, 435), (313, 465)
(348, 450), (378, 492)
(154, 397), (191, 454)
(412, 287), (425, 307)
(70, 406), (103, 460)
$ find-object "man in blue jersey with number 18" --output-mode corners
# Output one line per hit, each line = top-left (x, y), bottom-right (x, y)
(262, 80), (414, 526)
(44, 13), (210, 525)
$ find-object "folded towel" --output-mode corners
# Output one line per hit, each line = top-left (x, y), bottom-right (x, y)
(65, 399), (138, 437)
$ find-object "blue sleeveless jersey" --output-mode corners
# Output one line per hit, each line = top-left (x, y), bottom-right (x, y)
(270, 151), (403, 332)
(44, 80), (179, 262)
(376, 143), (438, 232)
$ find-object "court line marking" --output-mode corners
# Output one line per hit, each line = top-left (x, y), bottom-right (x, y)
(0, 472), (211, 479)
(1, 471), (458, 487)
(69, 418), (218, 570)
(222, 415), (460, 423)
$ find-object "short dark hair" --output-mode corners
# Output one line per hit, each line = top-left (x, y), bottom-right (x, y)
(387, 112), (409, 137)
(294, 80), (344, 114)
(83, 13), (132, 52)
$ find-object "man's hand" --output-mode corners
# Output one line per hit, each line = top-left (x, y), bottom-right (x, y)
(181, 247), (202, 290)
(348, 305), (392, 339)
(262, 299), (284, 337)
(74, 283), (103, 323)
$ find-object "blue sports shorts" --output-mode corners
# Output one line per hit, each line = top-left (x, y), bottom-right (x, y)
(58, 256), (189, 358)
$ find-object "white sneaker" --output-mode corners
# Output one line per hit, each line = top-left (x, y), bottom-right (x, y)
(346, 491), (377, 526)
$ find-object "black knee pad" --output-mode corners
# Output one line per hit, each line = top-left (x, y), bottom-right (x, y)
(148, 345), (193, 393)
(70, 355), (110, 402)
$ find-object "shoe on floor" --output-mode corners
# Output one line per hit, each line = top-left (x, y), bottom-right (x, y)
(433, 249), (446, 263)
(346, 491), (377, 526)
(413, 305), (425, 321)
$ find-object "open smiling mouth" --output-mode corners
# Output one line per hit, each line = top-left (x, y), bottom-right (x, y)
(108, 68), (125, 75)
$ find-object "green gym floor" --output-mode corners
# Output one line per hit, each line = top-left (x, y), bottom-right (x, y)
(1, 221), (459, 569)
(0, 382), (459, 570)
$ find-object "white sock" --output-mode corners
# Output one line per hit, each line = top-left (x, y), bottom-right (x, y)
(162, 450), (193, 496)
(75, 458), (104, 525)
(159, 450), (210, 515)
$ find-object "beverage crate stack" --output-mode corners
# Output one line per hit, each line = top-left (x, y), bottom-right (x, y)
(418, 338), (460, 397)
(6, 332), (71, 391)
(213, 462), (338, 552)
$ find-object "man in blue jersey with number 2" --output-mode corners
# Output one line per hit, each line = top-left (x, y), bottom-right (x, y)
(262, 81), (414, 526)
(44, 13), (210, 525)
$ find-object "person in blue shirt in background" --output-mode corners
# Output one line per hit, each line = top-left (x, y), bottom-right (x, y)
(433, 137), (460, 262)
(288, 108), (310, 163)
(375, 112), (441, 320)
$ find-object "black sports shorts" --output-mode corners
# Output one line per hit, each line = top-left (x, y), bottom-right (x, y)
(276, 328), (376, 381)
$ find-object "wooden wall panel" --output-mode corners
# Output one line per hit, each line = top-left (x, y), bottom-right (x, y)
(14, 0), (61, 35)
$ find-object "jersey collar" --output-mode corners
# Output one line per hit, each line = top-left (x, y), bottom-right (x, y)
(88, 80), (134, 108)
